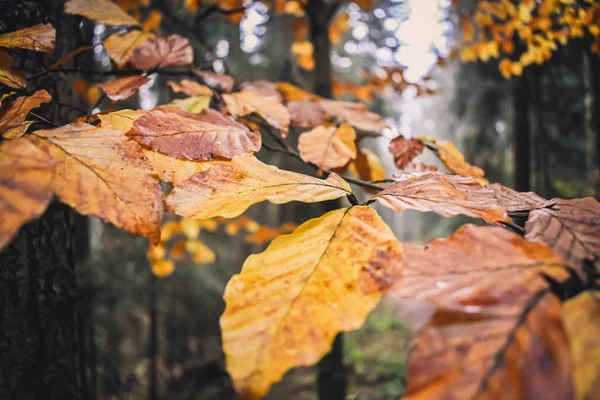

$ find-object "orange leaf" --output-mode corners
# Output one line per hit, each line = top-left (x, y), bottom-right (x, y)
(97, 109), (147, 131)
(167, 79), (214, 96)
(388, 136), (424, 169)
(287, 100), (327, 129)
(223, 92), (290, 136)
(64, 0), (140, 26)
(0, 24), (55, 53)
(0, 138), (55, 250)
(74, 79), (101, 105)
(245, 224), (296, 245)
(0, 90), (51, 135)
(319, 99), (387, 134)
(298, 123), (357, 172)
(142, 149), (210, 185)
(0, 51), (26, 89)
(142, 10), (162, 31)
(348, 148), (386, 182)
(104, 30), (155, 69)
(152, 259), (174, 276)
(276, 82), (319, 102)
(488, 183), (547, 212)
(27, 123), (164, 244)
(130, 34), (193, 70)
(98, 75), (150, 101)
(169, 240), (187, 259)
(194, 70), (235, 92)
(431, 139), (489, 185)
(165, 153), (352, 219)
(220, 206), (401, 399)
(127, 108), (261, 161)
(186, 239), (216, 263)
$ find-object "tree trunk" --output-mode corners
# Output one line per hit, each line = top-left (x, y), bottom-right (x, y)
(513, 72), (531, 192)
(0, 1), (82, 398)
(589, 53), (600, 199)
(149, 273), (159, 400)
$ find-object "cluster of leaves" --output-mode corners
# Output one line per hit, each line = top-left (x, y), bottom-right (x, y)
(459, 0), (600, 78)
(0, 1), (599, 400)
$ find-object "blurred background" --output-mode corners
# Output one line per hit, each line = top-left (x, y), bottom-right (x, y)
(71, 0), (600, 398)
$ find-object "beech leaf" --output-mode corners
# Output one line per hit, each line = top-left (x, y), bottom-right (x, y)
(287, 100), (328, 129)
(130, 34), (193, 70)
(104, 31), (155, 68)
(194, 70), (235, 92)
(165, 153), (352, 219)
(64, 0), (140, 26)
(168, 95), (210, 113)
(0, 90), (51, 135)
(276, 82), (319, 101)
(488, 183), (547, 212)
(298, 123), (357, 172)
(220, 206), (402, 399)
(223, 92), (290, 136)
(0, 51), (26, 89)
(388, 136), (424, 169)
(142, 149), (210, 185)
(127, 108), (261, 161)
(0, 24), (55, 53)
(241, 80), (281, 99)
(98, 109), (147, 131)
(430, 139), (488, 185)
(319, 99), (387, 134)
(348, 148), (386, 182)
(98, 75), (150, 101)
(167, 79), (213, 96)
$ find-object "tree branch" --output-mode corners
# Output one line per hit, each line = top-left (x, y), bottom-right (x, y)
(194, 2), (254, 25)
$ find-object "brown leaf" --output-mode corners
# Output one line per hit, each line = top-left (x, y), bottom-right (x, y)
(126, 108), (261, 161)
(165, 153), (352, 219)
(287, 100), (328, 129)
(98, 75), (150, 101)
(167, 79), (213, 96)
(433, 139), (489, 185)
(0, 138), (55, 250)
(241, 80), (281, 100)
(64, 0), (140, 26)
(167, 96), (210, 113)
(373, 173), (509, 223)
(319, 99), (387, 134)
(130, 34), (193, 70)
(403, 162), (438, 173)
(0, 51), (26, 89)
(0, 24), (55, 53)
(525, 197), (600, 273)
(488, 183), (547, 212)
(104, 30), (155, 69)
(0, 90), (51, 134)
(220, 206), (402, 399)
(2, 120), (34, 139)
(223, 92), (290, 136)
(142, 149), (210, 185)
(388, 136), (424, 169)
(347, 148), (386, 182)
(298, 123), (357, 172)
(28, 123), (163, 243)
(194, 70), (235, 92)
(97, 109), (147, 131)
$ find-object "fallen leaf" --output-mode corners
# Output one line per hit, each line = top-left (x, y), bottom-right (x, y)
(127, 108), (261, 161)
(372, 173), (509, 223)
(319, 99), (387, 134)
(348, 148), (386, 182)
(488, 183), (547, 212)
(130, 34), (193, 69)
(0, 51), (26, 89)
(562, 290), (600, 400)
(167, 79), (214, 96)
(165, 153), (352, 219)
(388, 136), (424, 169)
(97, 109), (147, 131)
(0, 90), (51, 134)
(0, 138), (55, 250)
(525, 197), (600, 273)
(220, 206), (402, 399)
(64, 0), (140, 26)
(223, 92), (290, 136)
(194, 70), (235, 92)
(168, 95), (210, 113)
(431, 139), (489, 185)
(104, 30), (155, 68)
(142, 149), (210, 185)
(0, 24), (55, 53)
(287, 100), (328, 128)
(98, 75), (150, 101)
(28, 123), (163, 243)
(298, 123), (357, 172)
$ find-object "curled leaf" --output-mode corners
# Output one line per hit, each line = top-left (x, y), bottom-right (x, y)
(287, 100), (328, 129)
(167, 79), (213, 96)
(0, 51), (25, 89)
(298, 123), (357, 172)
(194, 70), (235, 92)
(431, 139), (488, 185)
(64, 0), (140, 26)
(348, 148), (386, 182)
(0, 24), (55, 53)
(130, 34), (193, 69)
(0, 90), (51, 135)
(388, 136), (424, 169)
(319, 99), (387, 134)
(104, 30), (155, 68)
(98, 75), (150, 101)
(223, 92), (290, 136)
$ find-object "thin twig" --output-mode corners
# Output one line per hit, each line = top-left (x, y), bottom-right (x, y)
(30, 111), (59, 128)
(500, 220), (526, 236)
(51, 101), (88, 116)
(28, 67), (195, 81)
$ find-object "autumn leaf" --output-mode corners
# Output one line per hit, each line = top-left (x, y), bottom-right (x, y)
(488, 183), (547, 212)
(525, 197), (600, 273)
(127, 108), (261, 161)
(298, 123), (357, 172)
(220, 206), (402, 399)
(562, 290), (600, 400)
(0, 24), (55, 53)
(347, 148), (386, 182)
(168, 95), (211, 113)
(276, 82), (319, 101)
(319, 99), (387, 134)
(74, 79), (101, 105)
(97, 109), (147, 131)
(64, 0), (140, 26)
(0, 138), (55, 250)
(152, 259), (175, 277)
(142, 149), (210, 185)
(223, 92), (290, 136)
(27, 123), (163, 244)
(194, 70), (235, 92)
(431, 139), (489, 185)
(245, 223), (297, 245)
(0, 90), (51, 135)
(186, 239), (216, 263)
(388, 136), (424, 169)
(287, 100), (327, 129)
(129, 34), (193, 69)
(241, 80), (281, 100)
(0, 51), (26, 89)
(167, 79), (214, 96)
(98, 75), (150, 101)
(165, 153), (352, 220)
(104, 30), (155, 69)
(2, 121), (34, 139)
(372, 173), (509, 223)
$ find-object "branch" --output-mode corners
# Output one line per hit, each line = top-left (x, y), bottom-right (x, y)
(28, 66), (196, 81)
(194, 2), (253, 25)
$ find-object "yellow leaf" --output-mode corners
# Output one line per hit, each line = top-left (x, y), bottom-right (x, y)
(276, 82), (319, 102)
(74, 79), (101, 105)
(0, 51), (26, 89)
(347, 148), (386, 182)
(0, 90), (51, 135)
(165, 153), (352, 220)
(223, 92), (290, 136)
(298, 123), (357, 172)
(428, 138), (488, 185)
(169, 95), (211, 113)
(98, 109), (147, 131)
(152, 259), (174, 276)
(142, 10), (162, 31)
(142, 149), (210, 185)
(147, 243), (166, 261)
(220, 206), (402, 399)
(0, 24), (55, 53)
(186, 239), (216, 263)
(64, 0), (140, 26)
(104, 30), (155, 69)
(180, 218), (201, 239)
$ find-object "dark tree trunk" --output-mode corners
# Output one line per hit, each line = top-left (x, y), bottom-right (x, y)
(589, 53), (600, 199)
(0, 1), (82, 399)
(513, 72), (531, 192)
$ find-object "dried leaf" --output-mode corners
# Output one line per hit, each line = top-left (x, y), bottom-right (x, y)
(0, 90), (51, 134)
(167, 79), (213, 96)
(348, 148), (386, 182)
(142, 149), (210, 185)
(168, 95), (210, 113)
(488, 183), (547, 212)
(432, 139), (488, 185)
(388, 136), (424, 169)
(0, 51), (25, 89)
(0, 138), (55, 250)
(241, 80), (281, 100)
(319, 100), (387, 134)
(104, 30), (155, 68)
(98, 109), (147, 131)
(287, 100), (327, 129)
(28, 123), (163, 243)
(2, 120), (34, 139)
(152, 259), (174, 276)
(64, 0), (140, 26)
(130, 34), (193, 69)
(525, 197), (600, 273)
(98, 75), (149, 101)
(127, 108), (261, 161)
(298, 123), (357, 171)
(276, 82), (318, 101)
(373, 173), (509, 223)
(224, 216), (260, 235)
(186, 239), (216, 263)
(245, 224), (296, 245)
(194, 70), (235, 92)
(165, 153), (352, 219)
(220, 206), (402, 399)
(223, 92), (290, 136)
(0, 24), (55, 53)
(562, 291), (600, 400)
